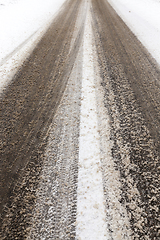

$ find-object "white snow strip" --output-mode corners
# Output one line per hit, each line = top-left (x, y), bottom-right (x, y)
(76, 3), (108, 240)
(108, 0), (160, 66)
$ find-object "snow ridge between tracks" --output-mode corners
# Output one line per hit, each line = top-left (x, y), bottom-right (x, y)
(76, 1), (108, 239)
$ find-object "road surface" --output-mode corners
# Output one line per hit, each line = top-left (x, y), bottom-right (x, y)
(0, 0), (160, 239)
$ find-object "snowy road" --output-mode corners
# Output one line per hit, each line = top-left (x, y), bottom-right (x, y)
(0, 0), (160, 239)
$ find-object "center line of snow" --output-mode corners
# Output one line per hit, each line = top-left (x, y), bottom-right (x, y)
(76, 3), (108, 240)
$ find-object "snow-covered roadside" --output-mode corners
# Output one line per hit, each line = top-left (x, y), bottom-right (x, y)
(108, 0), (160, 66)
(0, 0), (66, 93)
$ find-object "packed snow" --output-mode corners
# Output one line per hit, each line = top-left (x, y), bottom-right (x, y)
(108, 0), (160, 66)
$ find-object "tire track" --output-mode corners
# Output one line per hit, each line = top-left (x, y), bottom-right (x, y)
(0, 0), (84, 237)
(27, 45), (83, 240)
(1, 0), (160, 238)
(91, 0), (160, 239)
